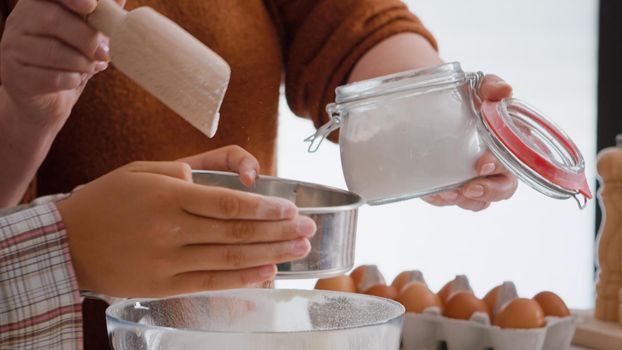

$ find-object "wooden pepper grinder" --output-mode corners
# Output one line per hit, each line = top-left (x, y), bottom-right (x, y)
(572, 135), (622, 349)
(595, 135), (622, 324)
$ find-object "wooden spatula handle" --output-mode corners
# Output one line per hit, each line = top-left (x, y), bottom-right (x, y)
(87, 0), (127, 37)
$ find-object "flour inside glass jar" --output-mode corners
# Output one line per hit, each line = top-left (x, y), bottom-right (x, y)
(339, 88), (486, 202)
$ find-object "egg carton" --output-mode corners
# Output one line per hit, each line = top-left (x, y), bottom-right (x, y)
(401, 308), (577, 350)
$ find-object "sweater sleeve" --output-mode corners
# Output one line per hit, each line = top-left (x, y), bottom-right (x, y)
(266, 0), (437, 131)
(0, 200), (83, 350)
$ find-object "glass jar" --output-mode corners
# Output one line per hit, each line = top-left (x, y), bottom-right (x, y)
(306, 62), (591, 208)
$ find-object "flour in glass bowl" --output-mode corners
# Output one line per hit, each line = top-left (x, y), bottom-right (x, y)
(126, 289), (402, 350)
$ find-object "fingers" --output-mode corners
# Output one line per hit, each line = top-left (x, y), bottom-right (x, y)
(3, 65), (86, 94)
(422, 191), (459, 208)
(422, 152), (517, 211)
(479, 74), (513, 102)
(20, 0), (109, 61)
(170, 265), (277, 293)
(175, 238), (311, 272)
(1, 0), (111, 97)
(474, 151), (507, 176)
(10, 35), (106, 74)
(423, 176), (517, 211)
(180, 215), (316, 245)
(125, 161), (194, 182)
(461, 174), (518, 202)
(179, 183), (298, 220)
(463, 153), (517, 203)
(453, 196), (491, 212)
(423, 190), (491, 212)
(179, 146), (260, 187)
(51, 0), (127, 16)
(53, 0), (98, 14)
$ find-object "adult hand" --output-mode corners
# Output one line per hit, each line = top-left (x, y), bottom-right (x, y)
(423, 75), (519, 211)
(0, 0), (125, 128)
(56, 146), (316, 297)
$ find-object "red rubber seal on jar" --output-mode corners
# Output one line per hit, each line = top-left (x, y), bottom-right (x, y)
(481, 100), (592, 199)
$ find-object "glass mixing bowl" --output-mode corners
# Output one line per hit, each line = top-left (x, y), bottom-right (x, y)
(106, 288), (404, 350)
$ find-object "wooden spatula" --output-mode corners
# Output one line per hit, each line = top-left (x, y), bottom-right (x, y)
(87, 0), (230, 138)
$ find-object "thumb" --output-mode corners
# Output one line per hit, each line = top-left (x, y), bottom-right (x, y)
(479, 74), (513, 101)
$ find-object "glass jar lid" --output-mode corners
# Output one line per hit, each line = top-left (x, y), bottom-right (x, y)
(477, 98), (592, 208)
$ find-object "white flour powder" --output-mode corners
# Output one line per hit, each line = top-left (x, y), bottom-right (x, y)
(339, 87), (485, 203)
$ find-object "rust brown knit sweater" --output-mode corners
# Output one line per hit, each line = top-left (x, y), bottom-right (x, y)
(1, 0), (435, 349)
(2, 0), (435, 195)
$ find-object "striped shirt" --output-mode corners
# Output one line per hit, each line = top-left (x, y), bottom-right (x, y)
(0, 196), (82, 350)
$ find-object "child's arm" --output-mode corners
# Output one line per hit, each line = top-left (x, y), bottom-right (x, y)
(0, 197), (83, 349)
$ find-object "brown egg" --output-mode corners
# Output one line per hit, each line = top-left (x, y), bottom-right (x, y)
(350, 265), (369, 288)
(437, 275), (473, 304)
(442, 291), (489, 320)
(315, 275), (356, 293)
(351, 265), (385, 292)
(493, 298), (545, 329)
(392, 271), (423, 294)
(533, 291), (570, 317)
(437, 280), (454, 304)
(483, 285), (502, 312)
(363, 284), (398, 300)
(396, 282), (442, 313)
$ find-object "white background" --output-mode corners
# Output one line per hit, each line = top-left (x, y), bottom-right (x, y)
(276, 0), (598, 309)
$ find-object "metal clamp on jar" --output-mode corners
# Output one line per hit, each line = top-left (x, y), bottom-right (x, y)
(306, 62), (592, 209)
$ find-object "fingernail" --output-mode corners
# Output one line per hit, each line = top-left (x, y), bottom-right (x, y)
(480, 163), (496, 175)
(95, 42), (111, 62)
(94, 61), (108, 72)
(439, 191), (459, 201)
(277, 200), (297, 218)
(245, 169), (257, 181)
(296, 216), (316, 238)
(259, 265), (275, 278)
(292, 239), (310, 255)
(81, 0), (98, 13)
(494, 80), (511, 89)
(464, 185), (485, 198)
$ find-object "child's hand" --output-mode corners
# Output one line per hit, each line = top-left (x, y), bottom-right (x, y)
(56, 146), (316, 297)
(0, 0), (124, 128)
(423, 75), (519, 211)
